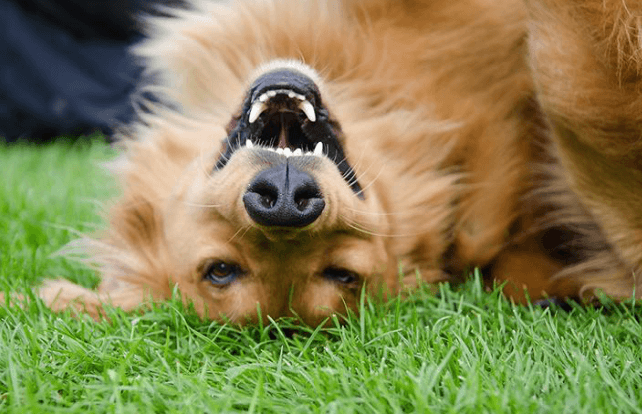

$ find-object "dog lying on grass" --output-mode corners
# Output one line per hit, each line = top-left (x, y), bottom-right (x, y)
(12, 0), (642, 324)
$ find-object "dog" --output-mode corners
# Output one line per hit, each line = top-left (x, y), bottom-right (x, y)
(13, 0), (641, 324)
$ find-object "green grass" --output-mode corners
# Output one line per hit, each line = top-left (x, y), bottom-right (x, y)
(1, 139), (641, 413)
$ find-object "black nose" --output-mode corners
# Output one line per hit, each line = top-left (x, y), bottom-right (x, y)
(243, 163), (325, 227)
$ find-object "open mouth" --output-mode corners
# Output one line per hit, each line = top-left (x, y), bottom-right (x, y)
(216, 65), (363, 197)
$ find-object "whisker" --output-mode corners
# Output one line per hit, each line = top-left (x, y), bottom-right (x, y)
(355, 163), (386, 197)
(181, 201), (223, 208)
(342, 207), (415, 217)
(339, 217), (393, 238)
(217, 147), (231, 163)
(226, 224), (248, 244)
(351, 147), (377, 179)
(229, 224), (254, 245)
(339, 213), (430, 238)
(346, 142), (368, 175)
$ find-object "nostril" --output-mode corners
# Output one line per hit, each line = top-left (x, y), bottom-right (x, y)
(252, 183), (278, 209)
(247, 181), (279, 209)
(261, 194), (276, 209)
(294, 187), (321, 212)
(296, 198), (310, 211)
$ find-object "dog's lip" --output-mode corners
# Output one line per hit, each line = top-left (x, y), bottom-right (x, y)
(249, 67), (322, 108)
(251, 80), (317, 103)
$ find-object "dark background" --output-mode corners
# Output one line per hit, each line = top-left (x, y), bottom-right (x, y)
(0, 0), (180, 142)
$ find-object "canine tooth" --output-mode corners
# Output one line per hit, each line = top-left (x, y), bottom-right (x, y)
(245, 139), (254, 148)
(249, 102), (267, 123)
(314, 142), (324, 156)
(299, 100), (316, 122)
(293, 148), (302, 156)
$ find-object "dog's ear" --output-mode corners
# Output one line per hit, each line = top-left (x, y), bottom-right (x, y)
(28, 195), (173, 318)
(107, 195), (166, 260)
(94, 194), (173, 298)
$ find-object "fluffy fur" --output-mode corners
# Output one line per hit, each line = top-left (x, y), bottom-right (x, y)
(13, 0), (642, 324)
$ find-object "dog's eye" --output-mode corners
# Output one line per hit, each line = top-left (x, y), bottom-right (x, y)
(322, 267), (360, 285)
(203, 261), (244, 285)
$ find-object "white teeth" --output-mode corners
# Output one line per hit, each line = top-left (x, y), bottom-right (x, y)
(252, 89), (314, 123)
(249, 102), (267, 123)
(257, 145), (324, 158)
(299, 100), (316, 122)
(314, 142), (324, 156)
(245, 88), (324, 158)
(257, 89), (305, 102)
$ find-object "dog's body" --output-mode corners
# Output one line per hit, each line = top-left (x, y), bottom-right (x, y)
(27, 0), (642, 324)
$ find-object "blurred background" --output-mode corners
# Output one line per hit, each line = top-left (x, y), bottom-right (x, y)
(0, 0), (179, 142)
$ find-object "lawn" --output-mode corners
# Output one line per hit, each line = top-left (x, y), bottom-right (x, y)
(0, 140), (641, 413)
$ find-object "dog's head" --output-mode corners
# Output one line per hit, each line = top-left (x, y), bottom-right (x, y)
(157, 61), (397, 325)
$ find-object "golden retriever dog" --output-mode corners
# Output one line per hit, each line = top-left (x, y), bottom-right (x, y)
(13, 0), (642, 324)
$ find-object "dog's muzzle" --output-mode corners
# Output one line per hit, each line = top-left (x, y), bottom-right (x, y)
(216, 61), (363, 201)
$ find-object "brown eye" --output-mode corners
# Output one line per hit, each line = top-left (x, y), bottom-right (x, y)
(322, 267), (360, 285)
(203, 261), (244, 285)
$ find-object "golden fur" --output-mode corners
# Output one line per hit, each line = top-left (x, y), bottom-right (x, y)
(10, 0), (642, 324)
